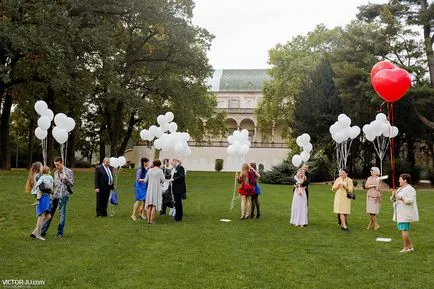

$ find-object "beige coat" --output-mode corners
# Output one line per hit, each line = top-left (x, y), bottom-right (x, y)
(393, 185), (419, 223)
(365, 176), (381, 214)
(332, 177), (354, 214)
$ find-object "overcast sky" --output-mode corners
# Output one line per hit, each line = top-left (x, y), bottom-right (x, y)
(193, 0), (388, 69)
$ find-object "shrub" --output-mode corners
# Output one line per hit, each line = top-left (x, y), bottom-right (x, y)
(215, 159), (224, 172)
(260, 160), (295, 184)
(258, 163), (264, 173)
(421, 166), (434, 186)
(382, 159), (422, 187)
(353, 180), (359, 187)
(308, 152), (337, 182)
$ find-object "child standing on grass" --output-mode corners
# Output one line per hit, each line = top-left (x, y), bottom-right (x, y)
(290, 169), (308, 227)
(249, 162), (261, 219)
(30, 166), (53, 240)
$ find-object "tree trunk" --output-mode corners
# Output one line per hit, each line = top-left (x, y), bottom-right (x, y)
(118, 111), (138, 156)
(421, 0), (434, 87)
(110, 100), (124, 157)
(46, 88), (55, 167)
(0, 92), (13, 170)
(407, 136), (416, 168)
(27, 118), (35, 169)
(67, 130), (76, 168)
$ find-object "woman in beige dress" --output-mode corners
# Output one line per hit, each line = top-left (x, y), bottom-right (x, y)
(364, 167), (381, 230)
(332, 168), (354, 232)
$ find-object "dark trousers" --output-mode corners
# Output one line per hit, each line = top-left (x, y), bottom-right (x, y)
(96, 189), (110, 216)
(250, 195), (260, 217)
(41, 198), (59, 236)
(174, 193), (183, 221)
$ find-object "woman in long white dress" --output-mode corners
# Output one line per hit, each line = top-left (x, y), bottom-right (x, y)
(290, 169), (308, 227)
(144, 160), (165, 224)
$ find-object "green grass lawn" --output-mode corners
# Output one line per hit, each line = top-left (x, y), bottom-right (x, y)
(0, 169), (433, 289)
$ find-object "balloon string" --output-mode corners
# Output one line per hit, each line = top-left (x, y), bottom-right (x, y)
(388, 103), (396, 189)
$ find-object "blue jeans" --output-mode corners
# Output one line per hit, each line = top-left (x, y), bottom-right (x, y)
(41, 195), (69, 236)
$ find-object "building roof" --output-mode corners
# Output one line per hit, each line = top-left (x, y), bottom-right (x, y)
(206, 69), (270, 92)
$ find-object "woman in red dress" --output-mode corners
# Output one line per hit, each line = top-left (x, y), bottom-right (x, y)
(238, 163), (256, 220)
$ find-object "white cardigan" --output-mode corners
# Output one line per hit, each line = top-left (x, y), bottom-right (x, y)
(393, 185), (419, 223)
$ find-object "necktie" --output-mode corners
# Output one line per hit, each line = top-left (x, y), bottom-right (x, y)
(105, 166), (113, 185)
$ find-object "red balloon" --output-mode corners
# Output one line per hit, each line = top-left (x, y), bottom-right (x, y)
(372, 68), (411, 102)
(370, 61), (396, 80)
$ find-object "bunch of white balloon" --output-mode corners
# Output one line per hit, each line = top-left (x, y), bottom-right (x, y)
(329, 114), (361, 169)
(362, 112), (399, 174)
(109, 156), (127, 169)
(34, 101), (54, 165)
(226, 129), (251, 161)
(291, 133), (313, 167)
(139, 112), (192, 158)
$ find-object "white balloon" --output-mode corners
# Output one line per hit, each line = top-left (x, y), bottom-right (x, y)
(165, 111), (174, 122)
(292, 155), (302, 167)
(365, 133), (376, 142)
(109, 157), (118, 167)
(301, 133), (311, 146)
(296, 136), (303, 147)
(329, 122), (339, 135)
(333, 131), (346, 143)
(140, 129), (150, 141)
(54, 113), (68, 128)
(155, 127), (164, 138)
(338, 114), (351, 127)
(241, 129), (249, 138)
(349, 126), (361, 139)
(303, 143), (313, 153)
(154, 139), (162, 150)
(227, 145), (236, 155)
(239, 144), (249, 155)
(149, 125), (158, 137)
(376, 113), (387, 122)
(181, 132), (190, 142)
(34, 127), (47, 140)
(362, 124), (371, 135)
(227, 135), (235, 144)
(52, 128), (68, 144)
(34, 101), (48, 115)
(174, 142), (184, 153)
(40, 108), (54, 121)
(161, 122), (170, 132)
(300, 151), (310, 162)
(168, 122), (178, 133)
(390, 126), (399, 138)
(65, 117), (76, 132)
(37, 116), (51, 130)
(157, 115), (167, 126)
(245, 140), (251, 147)
(118, 156), (126, 167)
(233, 130), (241, 139)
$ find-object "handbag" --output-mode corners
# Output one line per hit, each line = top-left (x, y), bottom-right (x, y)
(347, 191), (356, 200)
(110, 191), (119, 205)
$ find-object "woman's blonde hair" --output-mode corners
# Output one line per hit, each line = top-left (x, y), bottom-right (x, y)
(25, 162), (42, 193)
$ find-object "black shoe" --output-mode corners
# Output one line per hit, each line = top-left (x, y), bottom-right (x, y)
(256, 214), (261, 219)
(341, 227), (351, 232)
(160, 211), (166, 216)
(30, 233), (36, 239)
(56, 234), (63, 237)
(41, 233), (46, 237)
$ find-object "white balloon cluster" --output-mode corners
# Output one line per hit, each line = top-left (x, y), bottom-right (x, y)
(329, 114), (360, 169)
(139, 112), (192, 157)
(329, 114), (361, 143)
(34, 100), (54, 140)
(292, 133), (313, 167)
(226, 129), (251, 159)
(110, 156), (127, 168)
(362, 113), (399, 175)
(52, 113), (76, 144)
(362, 113), (398, 141)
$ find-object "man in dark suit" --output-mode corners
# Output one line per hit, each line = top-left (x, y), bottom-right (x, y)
(170, 159), (186, 222)
(94, 157), (114, 217)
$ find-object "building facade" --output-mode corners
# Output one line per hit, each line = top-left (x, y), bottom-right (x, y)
(132, 69), (289, 171)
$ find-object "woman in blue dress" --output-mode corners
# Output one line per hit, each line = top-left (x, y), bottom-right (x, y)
(131, 158), (149, 221)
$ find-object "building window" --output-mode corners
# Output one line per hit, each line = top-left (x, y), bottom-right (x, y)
(229, 99), (239, 108)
